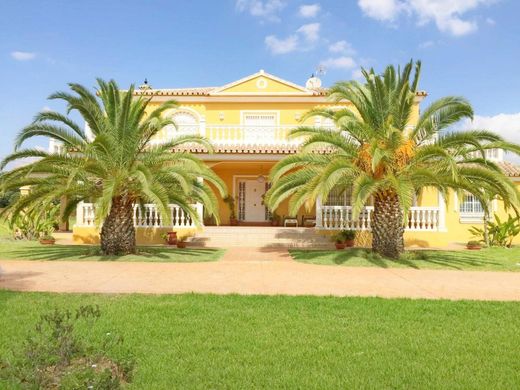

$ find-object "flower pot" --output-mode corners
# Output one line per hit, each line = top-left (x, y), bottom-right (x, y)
(166, 231), (177, 245)
(335, 242), (346, 250)
(466, 244), (481, 250)
(230, 218), (239, 226)
(177, 241), (187, 249)
(344, 239), (355, 248)
(39, 238), (56, 245)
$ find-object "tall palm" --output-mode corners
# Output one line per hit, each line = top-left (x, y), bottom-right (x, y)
(1, 79), (226, 255)
(266, 61), (519, 259)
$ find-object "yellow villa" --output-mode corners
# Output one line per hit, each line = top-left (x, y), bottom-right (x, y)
(67, 70), (520, 247)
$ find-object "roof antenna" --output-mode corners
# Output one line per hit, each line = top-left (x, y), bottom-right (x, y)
(306, 66), (324, 89)
(139, 78), (151, 90)
(316, 65), (326, 76)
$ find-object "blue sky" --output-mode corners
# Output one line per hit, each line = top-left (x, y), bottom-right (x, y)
(1, 0), (519, 161)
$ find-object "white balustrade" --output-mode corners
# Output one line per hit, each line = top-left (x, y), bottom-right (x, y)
(206, 125), (301, 146)
(75, 202), (202, 228)
(317, 206), (442, 231)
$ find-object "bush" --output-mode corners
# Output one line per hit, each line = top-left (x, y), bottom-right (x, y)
(0, 305), (134, 389)
(469, 214), (520, 247)
(7, 204), (60, 240)
(340, 230), (356, 241)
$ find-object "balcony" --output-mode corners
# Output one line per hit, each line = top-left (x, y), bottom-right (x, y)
(205, 125), (301, 146)
(149, 124), (305, 148)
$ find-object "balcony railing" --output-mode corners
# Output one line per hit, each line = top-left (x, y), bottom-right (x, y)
(205, 125), (301, 146)
(316, 206), (443, 231)
(75, 202), (203, 228)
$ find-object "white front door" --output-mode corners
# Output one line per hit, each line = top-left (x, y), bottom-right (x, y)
(241, 179), (267, 222)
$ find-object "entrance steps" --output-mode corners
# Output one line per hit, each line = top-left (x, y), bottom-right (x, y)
(190, 226), (333, 248)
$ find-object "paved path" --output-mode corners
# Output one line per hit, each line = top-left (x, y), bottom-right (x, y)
(1, 247), (520, 301)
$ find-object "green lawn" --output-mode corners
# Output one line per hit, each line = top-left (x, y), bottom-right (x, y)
(1, 291), (519, 389)
(290, 247), (520, 272)
(0, 239), (224, 262)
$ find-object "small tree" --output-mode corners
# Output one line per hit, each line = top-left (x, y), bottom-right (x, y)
(1, 79), (227, 254)
(266, 60), (520, 259)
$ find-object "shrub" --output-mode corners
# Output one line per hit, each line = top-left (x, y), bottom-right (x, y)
(7, 204), (60, 240)
(0, 305), (134, 389)
(340, 230), (356, 241)
(330, 233), (344, 244)
(469, 214), (520, 247)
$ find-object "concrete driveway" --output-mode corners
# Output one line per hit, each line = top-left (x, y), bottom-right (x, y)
(1, 248), (520, 301)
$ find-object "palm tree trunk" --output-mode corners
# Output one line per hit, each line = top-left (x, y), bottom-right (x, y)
(483, 210), (489, 247)
(100, 196), (136, 255)
(372, 191), (404, 259)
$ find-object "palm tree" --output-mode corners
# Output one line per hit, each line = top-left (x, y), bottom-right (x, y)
(266, 61), (519, 259)
(1, 79), (226, 255)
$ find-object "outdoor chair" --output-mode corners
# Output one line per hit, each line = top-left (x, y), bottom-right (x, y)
(283, 216), (299, 227)
(301, 215), (316, 227)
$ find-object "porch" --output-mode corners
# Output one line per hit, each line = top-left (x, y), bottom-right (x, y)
(73, 200), (446, 247)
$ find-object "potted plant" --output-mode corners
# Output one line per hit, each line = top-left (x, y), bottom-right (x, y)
(331, 234), (346, 250)
(39, 234), (56, 245)
(161, 231), (177, 245)
(341, 230), (356, 247)
(177, 236), (187, 248)
(466, 240), (482, 250)
(224, 196), (238, 226)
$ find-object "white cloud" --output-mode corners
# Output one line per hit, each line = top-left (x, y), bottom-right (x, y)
(358, 0), (403, 21)
(329, 40), (356, 54)
(463, 113), (520, 145)
(236, 0), (286, 21)
(265, 34), (299, 54)
(297, 23), (320, 43)
(486, 17), (495, 25)
(463, 112), (520, 162)
(299, 3), (321, 18)
(320, 56), (357, 70)
(42, 106), (52, 112)
(10, 51), (36, 61)
(265, 22), (320, 54)
(418, 40), (435, 49)
(358, 0), (495, 36)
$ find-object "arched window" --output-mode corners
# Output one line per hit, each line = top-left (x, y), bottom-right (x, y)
(165, 110), (200, 138)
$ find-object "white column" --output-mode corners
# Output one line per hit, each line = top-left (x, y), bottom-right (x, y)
(199, 115), (206, 138)
(76, 201), (84, 227)
(316, 196), (323, 228)
(196, 176), (204, 226)
(438, 192), (447, 231)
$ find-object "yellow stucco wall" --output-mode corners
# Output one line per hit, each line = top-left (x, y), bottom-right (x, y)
(73, 227), (199, 245)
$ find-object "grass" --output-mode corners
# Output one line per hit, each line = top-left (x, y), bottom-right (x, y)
(0, 291), (519, 389)
(290, 247), (520, 272)
(0, 239), (224, 262)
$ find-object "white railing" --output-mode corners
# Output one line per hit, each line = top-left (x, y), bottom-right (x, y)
(317, 206), (442, 231)
(206, 125), (301, 146)
(75, 202), (203, 228)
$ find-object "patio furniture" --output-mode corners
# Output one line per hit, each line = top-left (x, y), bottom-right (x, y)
(283, 217), (299, 227)
(301, 215), (316, 227)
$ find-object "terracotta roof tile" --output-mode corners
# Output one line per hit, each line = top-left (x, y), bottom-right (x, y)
(498, 161), (520, 177)
(134, 87), (216, 96)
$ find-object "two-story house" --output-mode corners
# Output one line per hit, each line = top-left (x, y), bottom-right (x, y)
(71, 70), (520, 248)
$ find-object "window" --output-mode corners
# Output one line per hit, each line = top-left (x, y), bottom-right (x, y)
(171, 111), (199, 136)
(326, 187), (352, 206)
(242, 112), (278, 127)
(459, 193), (484, 219)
